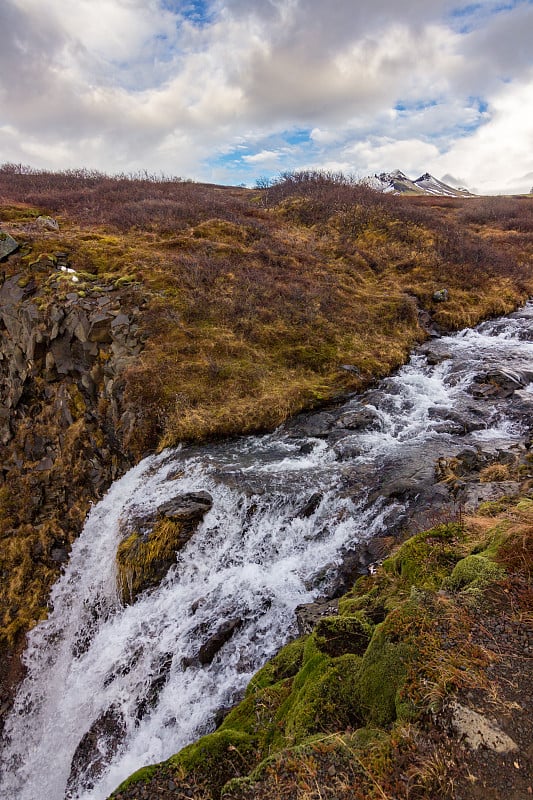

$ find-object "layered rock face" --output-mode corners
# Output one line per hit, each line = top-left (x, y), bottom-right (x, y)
(0, 249), (146, 718)
(0, 270), (143, 452)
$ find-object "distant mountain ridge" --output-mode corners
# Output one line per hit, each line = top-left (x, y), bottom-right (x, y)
(365, 169), (474, 197)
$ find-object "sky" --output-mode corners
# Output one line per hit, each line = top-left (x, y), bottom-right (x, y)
(1, 0), (533, 193)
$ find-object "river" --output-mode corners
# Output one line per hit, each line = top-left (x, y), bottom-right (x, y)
(1, 303), (532, 799)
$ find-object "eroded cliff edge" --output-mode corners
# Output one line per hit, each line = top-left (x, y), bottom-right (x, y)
(0, 240), (146, 716)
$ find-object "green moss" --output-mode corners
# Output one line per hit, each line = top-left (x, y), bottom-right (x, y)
(350, 725), (390, 749)
(312, 654), (364, 731)
(444, 554), (505, 592)
(221, 678), (293, 755)
(470, 527), (508, 559)
(255, 629), (363, 745)
(225, 639), (363, 757)
(382, 523), (463, 591)
(477, 497), (515, 516)
(171, 729), (254, 771)
(169, 729), (257, 798)
(113, 730), (257, 798)
(355, 604), (419, 727)
(246, 637), (305, 695)
(314, 614), (374, 657)
(338, 582), (384, 616)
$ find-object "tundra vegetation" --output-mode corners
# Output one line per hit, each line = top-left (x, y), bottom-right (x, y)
(1, 166), (532, 456)
(0, 166), (532, 794)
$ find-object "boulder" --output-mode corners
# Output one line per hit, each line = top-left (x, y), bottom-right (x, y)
(157, 491), (213, 522)
(0, 232), (18, 261)
(296, 597), (339, 636)
(428, 405), (486, 433)
(459, 480), (520, 513)
(36, 215), (59, 231)
(88, 313), (113, 343)
(336, 406), (379, 431)
(284, 411), (335, 438)
(295, 492), (322, 518)
(332, 435), (363, 460)
(66, 707), (126, 795)
(116, 491), (213, 603)
(198, 619), (241, 665)
(470, 369), (526, 399)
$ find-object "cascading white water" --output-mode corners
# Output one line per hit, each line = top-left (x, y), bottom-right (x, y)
(1, 303), (532, 800)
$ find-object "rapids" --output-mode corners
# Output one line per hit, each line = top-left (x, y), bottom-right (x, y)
(1, 303), (532, 800)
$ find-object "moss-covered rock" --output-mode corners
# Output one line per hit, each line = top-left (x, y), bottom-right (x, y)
(382, 523), (463, 591)
(112, 729), (257, 799)
(283, 651), (363, 743)
(314, 614), (374, 657)
(445, 554), (505, 592)
(245, 637), (305, 694)
(116, 491), (213, 603)
(354, 605), (418, 727)
(169, 729), (257, 789)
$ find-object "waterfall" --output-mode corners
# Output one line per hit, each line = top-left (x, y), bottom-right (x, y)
(1, 303), (532, 800)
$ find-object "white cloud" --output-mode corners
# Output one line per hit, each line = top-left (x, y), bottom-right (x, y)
(0, 0), (532, 191)
(242, 150), (283, 164)
(434, 71), (533, 194)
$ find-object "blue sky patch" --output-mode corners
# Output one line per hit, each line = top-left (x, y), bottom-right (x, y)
(395, 99), (439, 114)
(448, 0), (531, 32)
(161, 0), (214, 26)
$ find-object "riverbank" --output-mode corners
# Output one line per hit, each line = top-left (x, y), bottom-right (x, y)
(111, 491), (533, 800)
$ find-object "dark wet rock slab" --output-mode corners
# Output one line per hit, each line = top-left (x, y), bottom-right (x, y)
(66, 707), (126, 797)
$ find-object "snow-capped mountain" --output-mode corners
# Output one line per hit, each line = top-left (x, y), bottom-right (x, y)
(365, 170), (474, 197)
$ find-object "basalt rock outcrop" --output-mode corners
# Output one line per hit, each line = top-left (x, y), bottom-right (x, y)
(0, 254), (148, 726)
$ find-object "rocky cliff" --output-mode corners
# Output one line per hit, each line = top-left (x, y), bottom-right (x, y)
(0, 234), (146, 718)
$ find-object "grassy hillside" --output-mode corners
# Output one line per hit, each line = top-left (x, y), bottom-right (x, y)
(2, 167), (532, 458)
